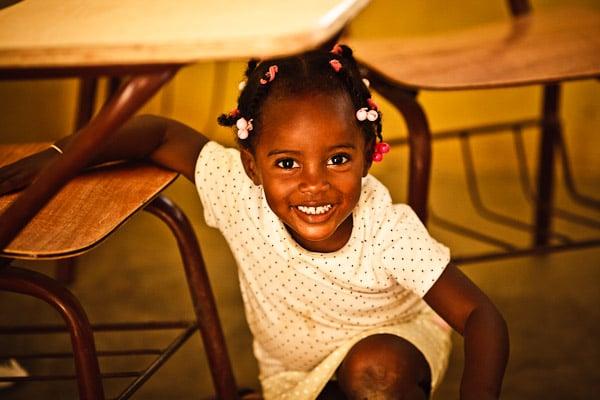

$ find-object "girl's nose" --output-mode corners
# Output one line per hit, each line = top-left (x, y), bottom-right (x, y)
(298, 166), (330, 193)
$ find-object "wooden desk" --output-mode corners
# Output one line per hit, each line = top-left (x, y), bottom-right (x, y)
(0, 0), (370, 248)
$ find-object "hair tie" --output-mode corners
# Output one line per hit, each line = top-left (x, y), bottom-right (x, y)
(356, 107), (378, 122)
(372, 141), (390, 162)
(236, 117), (253, 139)
(329, 59), (342, 72)
(260, 65), (279, 85)
(367, 97), (378, 111)
(331, 44), (343, 55)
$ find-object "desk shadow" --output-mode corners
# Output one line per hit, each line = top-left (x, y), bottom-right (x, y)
(0, 0), (22, 11)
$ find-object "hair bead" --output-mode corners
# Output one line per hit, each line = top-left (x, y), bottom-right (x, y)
(329, 59), (342, 72)
(331, 44), (343, 55)
(356, 107), (368, 121)
(260, 65), (279, 85)
(236, 117), (253, 139)
(367, 97), (378, 110)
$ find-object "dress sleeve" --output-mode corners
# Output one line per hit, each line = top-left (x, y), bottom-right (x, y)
(194, 141), (253, 230)
(379, 204), (450, 297)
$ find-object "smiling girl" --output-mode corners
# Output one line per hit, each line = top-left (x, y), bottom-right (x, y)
(0, 45), (508, 400)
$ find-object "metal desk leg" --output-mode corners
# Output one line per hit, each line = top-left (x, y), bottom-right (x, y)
(0, 67), (178, 250)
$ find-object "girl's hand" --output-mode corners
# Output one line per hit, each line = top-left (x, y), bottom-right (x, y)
(0, 148), (59, 195)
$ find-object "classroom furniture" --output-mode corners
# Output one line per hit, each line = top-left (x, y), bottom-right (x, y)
(0, 1), (371, 398)
(0, 0), (371, 259)
(0, 144), (239, 399)
(347, 0), (600, 262)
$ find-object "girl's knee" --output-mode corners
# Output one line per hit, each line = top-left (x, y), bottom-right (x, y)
(337, 334), (432, 400)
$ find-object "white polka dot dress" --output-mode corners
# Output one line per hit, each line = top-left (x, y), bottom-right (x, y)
(195, 142), (452, 399)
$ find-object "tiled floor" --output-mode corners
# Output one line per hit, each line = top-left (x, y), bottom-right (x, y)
(1, 158), (598, 399)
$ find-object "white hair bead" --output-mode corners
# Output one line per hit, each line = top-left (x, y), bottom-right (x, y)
(237, 129), (249, 139)
(362, 78), (370, 88)
(238, 80), (247, 91)
(356, 107), (368, 121)
(236, 117), (248, 130)
(367, 109), (379, 121)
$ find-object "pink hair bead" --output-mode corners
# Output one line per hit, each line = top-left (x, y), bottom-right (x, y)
(372, 152), (384, 162)
(376, 142), (390, 154)
(329, 59), (342, 72)
(367, 97), (378, 110)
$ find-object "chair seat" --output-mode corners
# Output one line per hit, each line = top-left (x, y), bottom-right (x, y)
(347, 6), (600, 90)
(0, 143), (178, 259)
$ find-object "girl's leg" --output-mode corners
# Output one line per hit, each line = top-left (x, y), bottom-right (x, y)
(336, 334), (432, 400)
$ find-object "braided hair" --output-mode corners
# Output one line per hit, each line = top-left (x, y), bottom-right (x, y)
(217, 45), (383, 159)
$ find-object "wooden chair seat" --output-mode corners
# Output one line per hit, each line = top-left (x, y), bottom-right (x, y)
(347, 6), (600, 90)
(0, 143), (177, 259)
(1, 143), (240, 399)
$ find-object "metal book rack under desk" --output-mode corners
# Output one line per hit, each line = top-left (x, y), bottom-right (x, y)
(387, 118), (600, 264)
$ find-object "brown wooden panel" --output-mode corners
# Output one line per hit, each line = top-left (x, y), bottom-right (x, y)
(348, 6), (600, 90)
(0, 143), (177, 259)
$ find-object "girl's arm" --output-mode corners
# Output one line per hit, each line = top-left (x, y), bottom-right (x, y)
(0, 115), (208, 195)
(423, 263), (509, 400)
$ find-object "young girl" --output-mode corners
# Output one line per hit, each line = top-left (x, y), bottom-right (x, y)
(0, 45), (508, 400)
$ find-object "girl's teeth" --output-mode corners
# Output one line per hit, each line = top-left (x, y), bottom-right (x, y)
(297, 204), (332, 215)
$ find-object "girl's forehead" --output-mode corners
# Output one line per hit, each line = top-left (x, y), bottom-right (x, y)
(261, 92), (356, 132)
(257, 93), (363, 151)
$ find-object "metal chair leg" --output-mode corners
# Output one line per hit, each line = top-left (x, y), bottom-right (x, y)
(534, 83), (560, 246)
(144, 195), (239, 400)
(0, 265), (104, 400)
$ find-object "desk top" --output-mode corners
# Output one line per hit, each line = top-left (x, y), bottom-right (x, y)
(0, 143), (178, 259)
(0, 0), (369, 70)
(349, 6), (600, 90)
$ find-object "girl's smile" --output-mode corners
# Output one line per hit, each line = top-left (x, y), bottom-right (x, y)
(240, 92), (370, 253)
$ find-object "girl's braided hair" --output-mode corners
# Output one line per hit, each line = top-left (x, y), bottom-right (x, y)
(217, 45), (383, 159)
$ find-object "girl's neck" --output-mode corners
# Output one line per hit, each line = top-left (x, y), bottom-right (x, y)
(287, 215), (353, 253)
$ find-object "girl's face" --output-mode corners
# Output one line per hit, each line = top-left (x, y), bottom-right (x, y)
(240, 92), (370, 253)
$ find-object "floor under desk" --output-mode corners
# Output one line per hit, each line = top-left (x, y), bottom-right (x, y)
(1, 166), (598, 399)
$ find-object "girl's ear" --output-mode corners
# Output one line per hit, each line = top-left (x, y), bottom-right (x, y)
(240, 148), (262, 185)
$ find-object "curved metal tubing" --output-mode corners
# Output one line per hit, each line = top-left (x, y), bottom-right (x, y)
(0, 265), (104, 400)
(366, 73), (432, 223)
(144, 196), (239, 400)
(534, 84), (560, 246)
(0, 67), (178, 251)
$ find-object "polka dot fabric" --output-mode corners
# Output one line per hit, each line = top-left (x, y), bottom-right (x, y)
(195, 142), (452, 399)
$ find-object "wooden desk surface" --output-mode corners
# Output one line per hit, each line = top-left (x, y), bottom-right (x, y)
(349, 6), (600, 90)
(0, 0), (369, 69)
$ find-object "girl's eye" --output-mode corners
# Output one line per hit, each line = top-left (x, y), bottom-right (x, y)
(276, 158), (299, 169)
(327, 154), (350, 166)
